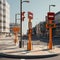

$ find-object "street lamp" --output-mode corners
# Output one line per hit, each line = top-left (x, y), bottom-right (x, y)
(19, 0), (30, 48)
(49, 5), (56, 12)
(15, 14), (17, 25)
(15, 13), (20, 26)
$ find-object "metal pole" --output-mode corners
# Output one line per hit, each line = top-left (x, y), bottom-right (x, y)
(49, 5), (50, 12)
(49, 5), (55, 12)
(19, 0), (30, 48)
(19, 0), (22, 48)
(15, 14), (17, 25)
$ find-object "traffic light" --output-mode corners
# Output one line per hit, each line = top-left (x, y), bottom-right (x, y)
(22, 12), (25, 21)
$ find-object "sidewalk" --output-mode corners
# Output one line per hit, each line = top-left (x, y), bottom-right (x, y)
(0, 44), (60, 59)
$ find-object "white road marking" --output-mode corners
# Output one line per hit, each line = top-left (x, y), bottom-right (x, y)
(21, 59), (25, 60)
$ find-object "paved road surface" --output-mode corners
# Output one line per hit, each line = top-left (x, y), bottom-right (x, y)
(0, 55), (60, 60)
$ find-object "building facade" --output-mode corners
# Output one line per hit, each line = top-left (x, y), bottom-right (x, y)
(0, 0), (10, 34)
(55, 11), (60, 36)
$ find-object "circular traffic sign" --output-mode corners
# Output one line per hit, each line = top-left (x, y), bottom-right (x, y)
(12, 26), (20, 33)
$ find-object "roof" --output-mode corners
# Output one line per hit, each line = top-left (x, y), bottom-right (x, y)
(55, 11), (60, 16)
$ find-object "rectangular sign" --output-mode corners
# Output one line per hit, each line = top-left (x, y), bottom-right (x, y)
(28, 12), (33, 19)
(47, 12), (55, 20)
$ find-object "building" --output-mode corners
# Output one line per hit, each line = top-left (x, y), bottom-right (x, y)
(0, 0), (10, 35)
(27, 11), (60, 39)
(55, 11), (60, 36)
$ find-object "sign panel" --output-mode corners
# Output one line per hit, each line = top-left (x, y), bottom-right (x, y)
(28, 12), (33, 19)
(12, 26), (20, 33)
(22, 12), (25, 21)
(47, 12), (55, 20)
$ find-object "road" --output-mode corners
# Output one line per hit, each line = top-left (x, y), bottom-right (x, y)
(0, 55), (60, 60)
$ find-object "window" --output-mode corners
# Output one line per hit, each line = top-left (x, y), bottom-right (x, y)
(0, 1), (2, 4)
(0, 20), (2, 23)
(3, 15), (6, 18)
(0, 26), (2, 29)
(0, 7), (2, 11)
(3, 26), (6, 30)
(0, 13), (2, 16)
(3, 20), (6, 23)
(3, 3), (6, 6)
(3, 9), (6, 12)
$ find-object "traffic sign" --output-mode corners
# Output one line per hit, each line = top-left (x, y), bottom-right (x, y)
(47, 12), (55, 20)
(22, 12), (25, 21)
(12, 26), (20, 33)
(28, 12), (33, 19)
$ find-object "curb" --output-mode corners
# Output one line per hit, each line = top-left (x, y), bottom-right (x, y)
(0, 53), (59, 59)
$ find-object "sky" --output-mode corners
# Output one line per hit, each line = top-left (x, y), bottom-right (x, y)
(7, 0), (60, 34)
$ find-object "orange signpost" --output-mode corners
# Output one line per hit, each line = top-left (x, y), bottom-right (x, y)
(27, 12), (33, 51)
(46, 12), (56, 49)
(48, 20), (53, 49)
(27, 20), (32, 50)
(12, 26), (20, 45)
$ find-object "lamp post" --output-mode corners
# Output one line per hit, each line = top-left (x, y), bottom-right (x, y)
(15, 14), (17, 25)
(19, 0), (30, 48)
(15, 13), (20, 26)
(49, 5), (56, 12)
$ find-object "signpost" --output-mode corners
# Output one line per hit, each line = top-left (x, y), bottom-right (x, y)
(27, 12), (33, 51)
(46, 12), (56, 49)
(12, 26), (20, 45)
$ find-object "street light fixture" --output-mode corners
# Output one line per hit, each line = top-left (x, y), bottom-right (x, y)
(49, 5), (56, 12)
(19, 0), (30, 48)
(23, 1), (30, 3)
